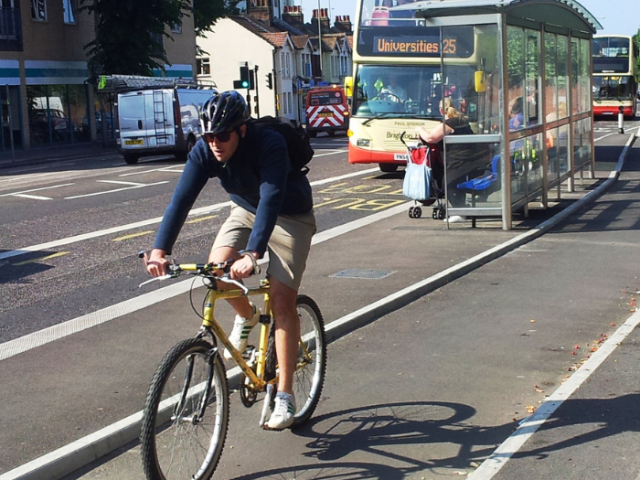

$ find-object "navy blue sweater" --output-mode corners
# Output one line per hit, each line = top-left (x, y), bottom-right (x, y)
(154, 123), (313, 257)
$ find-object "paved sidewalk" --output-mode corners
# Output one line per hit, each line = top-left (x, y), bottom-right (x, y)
(0, 142), (118, 170)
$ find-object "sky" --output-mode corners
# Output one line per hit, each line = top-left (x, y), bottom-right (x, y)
(299, 0), (639, 37)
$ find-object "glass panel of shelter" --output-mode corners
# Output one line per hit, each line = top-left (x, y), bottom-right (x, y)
(441, 23), (503, 215)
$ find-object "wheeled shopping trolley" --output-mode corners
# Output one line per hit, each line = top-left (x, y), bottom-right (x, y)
(400, 133), (446, 220)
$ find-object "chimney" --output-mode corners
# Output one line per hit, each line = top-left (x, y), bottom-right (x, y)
(282, 5), (304, 29)
(247, 0), (273, 25)
(334, 15), (353, 33)
(312, 8), (330, 34)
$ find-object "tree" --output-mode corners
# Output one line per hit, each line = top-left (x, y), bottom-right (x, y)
(80, 0), (191, 79)
(194, 0), (240, 38)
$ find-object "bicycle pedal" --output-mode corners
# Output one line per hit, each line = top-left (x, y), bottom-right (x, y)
(242, 345), (256, 361)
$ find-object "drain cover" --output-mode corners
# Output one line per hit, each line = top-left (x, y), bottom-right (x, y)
(330, 269), (396, 280)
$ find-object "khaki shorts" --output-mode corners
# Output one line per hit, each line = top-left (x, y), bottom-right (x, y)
(211, 205), (316, 291)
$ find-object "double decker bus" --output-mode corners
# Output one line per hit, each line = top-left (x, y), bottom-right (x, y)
(347, 0), (499, 172)
(592, 35), (638, 118)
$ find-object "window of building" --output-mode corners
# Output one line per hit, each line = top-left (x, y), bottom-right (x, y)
(27, 83), (90, 147)
(171, 22), (181, 33)
(31, 0), (46, 21)
(302, 53), (312, 77)
(197, 58), (211, 76)
(63, 0), (76, 24)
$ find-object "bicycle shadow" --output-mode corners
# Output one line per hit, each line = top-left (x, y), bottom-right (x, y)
(231, 401), (517, 479)
(231, 394), (640, 479)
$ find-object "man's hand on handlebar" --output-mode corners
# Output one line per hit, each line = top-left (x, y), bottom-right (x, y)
(142, 249), (170, 277)
(230, 252), (258, 280)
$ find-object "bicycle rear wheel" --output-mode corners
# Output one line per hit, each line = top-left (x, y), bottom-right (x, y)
(292, 294), (327, 427)
(140, 338), (229, 480)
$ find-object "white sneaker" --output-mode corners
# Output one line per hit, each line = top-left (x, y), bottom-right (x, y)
(266, 393), (296, 430)
(444, 215), (467, 223)
(223, 303), (260, 360)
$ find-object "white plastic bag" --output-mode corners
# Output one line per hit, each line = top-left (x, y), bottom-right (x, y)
(403, 161), (432, 201)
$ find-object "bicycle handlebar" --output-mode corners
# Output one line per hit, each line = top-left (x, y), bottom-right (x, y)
(138, 251), (249, 294)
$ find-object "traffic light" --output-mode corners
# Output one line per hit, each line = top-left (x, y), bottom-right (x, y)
(266, 72), (273, 90)
(240, 65), (250, 88)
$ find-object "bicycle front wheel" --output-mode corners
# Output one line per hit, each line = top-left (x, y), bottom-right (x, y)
(140, 338), (229, 480)
(292, 294), (327, 427)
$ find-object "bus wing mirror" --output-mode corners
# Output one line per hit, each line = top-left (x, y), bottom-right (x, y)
(344, 76), (353, 97)
(475, 71), (486, 93)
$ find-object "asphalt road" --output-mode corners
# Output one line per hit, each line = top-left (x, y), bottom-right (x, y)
(1, 122), (639, 480)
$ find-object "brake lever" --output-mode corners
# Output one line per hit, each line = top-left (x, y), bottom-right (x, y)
(216, 276), (249, 295)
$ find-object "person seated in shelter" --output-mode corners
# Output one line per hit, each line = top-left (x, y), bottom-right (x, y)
(509, 96), (524, 130)
(416, 97), (480, 223)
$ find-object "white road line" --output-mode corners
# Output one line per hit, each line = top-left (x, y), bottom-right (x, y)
(0, 183), (74, 197)
(64, 181), (169, 199)
(468, 309), (640, 480)
(118, 167), (184, 177)
(12, 194), (52, 200)
(0, 168), (378, 261)
(96, 180), (147, 186)
(0, 202), (410, 362)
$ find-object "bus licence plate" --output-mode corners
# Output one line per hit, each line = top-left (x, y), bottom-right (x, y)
(394, 154), (409, 161)
(124, 139), (144, 146)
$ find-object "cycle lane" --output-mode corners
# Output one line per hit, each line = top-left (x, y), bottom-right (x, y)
(65, 138), (640, 480)
(0, 136), (634, 479)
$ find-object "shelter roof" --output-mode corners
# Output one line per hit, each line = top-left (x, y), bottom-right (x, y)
(395, 0), (602, 33)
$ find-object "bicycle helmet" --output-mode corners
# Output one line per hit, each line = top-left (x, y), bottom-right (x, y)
(201, 91), (250, 135)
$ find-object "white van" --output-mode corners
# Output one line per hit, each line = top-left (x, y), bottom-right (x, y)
(117, 86), (216, 164)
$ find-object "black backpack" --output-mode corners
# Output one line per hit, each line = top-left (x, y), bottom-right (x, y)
(250, 116), (314, 174)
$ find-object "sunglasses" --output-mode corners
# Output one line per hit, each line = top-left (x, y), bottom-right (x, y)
(204, 130), (233, 143)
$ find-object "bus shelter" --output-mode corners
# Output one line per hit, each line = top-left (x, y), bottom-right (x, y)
(395, 0), (601, 229)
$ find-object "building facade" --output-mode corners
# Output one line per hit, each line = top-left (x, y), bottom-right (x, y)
(196, 0), (353, 124)
(0, 0), (196, 152)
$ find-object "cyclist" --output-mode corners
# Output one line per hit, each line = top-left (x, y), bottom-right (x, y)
(143, 90), (316, 430)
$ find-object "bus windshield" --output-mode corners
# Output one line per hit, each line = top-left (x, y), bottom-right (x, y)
(593, 76), (635, 101)
(353, 63), (485, 121)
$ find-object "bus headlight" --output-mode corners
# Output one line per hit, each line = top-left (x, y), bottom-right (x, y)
(356, 138), (370, 147)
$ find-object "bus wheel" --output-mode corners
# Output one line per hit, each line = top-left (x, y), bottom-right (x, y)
(379, 163), (398, 173)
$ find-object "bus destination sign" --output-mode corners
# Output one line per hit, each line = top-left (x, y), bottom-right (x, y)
(358, 26), (474, 59)
(374, 35), (456, 55)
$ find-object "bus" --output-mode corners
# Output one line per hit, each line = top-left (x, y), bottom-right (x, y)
(347, 0), (500, 172)
(592, 35), (638, 118)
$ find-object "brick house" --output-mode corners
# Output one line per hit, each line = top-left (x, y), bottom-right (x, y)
(196, 0), (352, 124)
